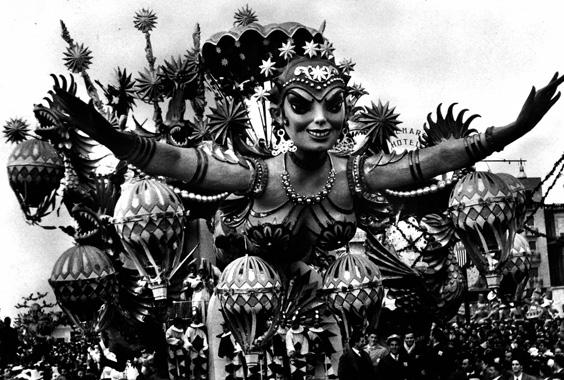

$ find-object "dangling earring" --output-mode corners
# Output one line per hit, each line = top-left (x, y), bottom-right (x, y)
(272, 127), (296, 156)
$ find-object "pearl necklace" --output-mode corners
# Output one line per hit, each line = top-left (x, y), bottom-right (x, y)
(281, 153), (336, 205)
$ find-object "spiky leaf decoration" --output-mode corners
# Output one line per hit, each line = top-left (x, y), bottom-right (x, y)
(233, 4), (258, 26)
(207, 98), (249, 146)
(133, 8), (157, 33)
(354, 100), (401, 154)
(97, 67), (136, 117)
(63, 43), (93, 73)
(189, 119), (211, 143)
(419, 103), (479, 148)
(159, 55), (199, 93)
(3, 118), (31, 144)
(60, 20), (74, 45)
(135, 67), (165, 102)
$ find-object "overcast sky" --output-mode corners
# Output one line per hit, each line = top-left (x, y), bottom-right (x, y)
(1, 0), (563, 318)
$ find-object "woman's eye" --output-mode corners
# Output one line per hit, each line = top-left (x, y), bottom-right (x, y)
(326, 99), (343, 113)
(289, 100), (310, 114)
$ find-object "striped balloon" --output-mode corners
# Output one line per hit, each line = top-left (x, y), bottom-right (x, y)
(113, 179), (186, 286)
(496, 173), (526, 230)
(322, 252), (383, 331)
(448, 171), (518, 276)
(216, 255), (281, 353)
(6, 139), (63, 220)
(49, 245), (117, 326)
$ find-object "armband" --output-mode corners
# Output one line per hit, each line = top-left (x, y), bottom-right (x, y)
(408, 150), (424, 181)
(114, 134), (156, 169)
(347, 154), (368, 195)
(244, 158), (269, 197)
(185, 147), (209, 186)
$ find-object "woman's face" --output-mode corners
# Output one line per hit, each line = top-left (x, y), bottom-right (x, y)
(282, 87), (345, 152)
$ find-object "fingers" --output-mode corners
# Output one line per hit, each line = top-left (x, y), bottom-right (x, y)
(549, 91), (561, 109)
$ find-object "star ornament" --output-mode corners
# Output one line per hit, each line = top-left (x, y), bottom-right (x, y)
(338, 58), (356, 75)
(259, 57), (276, 77)
(252, 86), (270, 102)
(303, 40), (319, 58)
(278, 40), (296, 61)
(319, 40), (335, 59)
(310, 66), (328, 81)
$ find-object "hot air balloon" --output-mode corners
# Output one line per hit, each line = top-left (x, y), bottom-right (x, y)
(49, 244), (118, 332)
(216, 255), (281, 355)
(322, 252), (384, 337)
(113, 179), (190, 300)
(6, 138), (64, 222)
(448, 171), (518, 288)
(496, 172), (527, 231)
(501, 234), (531, 301)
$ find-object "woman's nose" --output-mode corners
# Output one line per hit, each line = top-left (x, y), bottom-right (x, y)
(312, 104), (327, 126)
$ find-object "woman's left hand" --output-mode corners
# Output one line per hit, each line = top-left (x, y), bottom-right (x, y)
(515, 72), (564, 134)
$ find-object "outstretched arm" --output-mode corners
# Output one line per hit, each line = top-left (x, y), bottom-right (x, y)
(51, 85), (253, 193)
(362, 73), (564, 190)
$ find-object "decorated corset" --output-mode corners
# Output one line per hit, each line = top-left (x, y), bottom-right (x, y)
(214, 153), (395, 263)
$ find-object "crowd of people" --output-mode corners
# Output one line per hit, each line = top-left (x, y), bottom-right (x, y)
(338, 289), (564, 380)
(2, 287), (564, 380)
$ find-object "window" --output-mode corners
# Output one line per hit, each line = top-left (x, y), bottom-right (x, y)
(529, 240), (536, 251)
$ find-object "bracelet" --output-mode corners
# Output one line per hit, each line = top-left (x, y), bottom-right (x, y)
(463, 133), (496, 161)
(245, 158), (268, 197)
(347, 154), (368, 195)
(115, 134), (156, 169)
(408, 150), (424, 181)
(186, 147), (209, 186)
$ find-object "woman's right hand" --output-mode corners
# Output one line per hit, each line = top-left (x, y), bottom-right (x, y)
(51, 84), (116, 144)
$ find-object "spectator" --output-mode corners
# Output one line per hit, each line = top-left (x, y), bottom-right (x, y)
(376, 334), (409, 380)
(362, 331), (388, 370)
(338, 331), (375, 380)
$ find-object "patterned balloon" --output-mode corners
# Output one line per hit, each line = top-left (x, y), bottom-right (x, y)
(496, 173), (526, 230)
(49, 244), (118, 330)
(448, 171), (518, 284)
(501, 234), (531, 300)
(113, 179), (186, 298)
(216, 255), (281, 353)
(6, 139), (64, 221)
(322, 252), (384, 332)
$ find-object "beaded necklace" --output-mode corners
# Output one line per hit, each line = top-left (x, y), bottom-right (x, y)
(281, 153), (336, 205)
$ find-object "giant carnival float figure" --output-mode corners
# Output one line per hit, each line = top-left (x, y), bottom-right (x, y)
(3, 6), (563, 380)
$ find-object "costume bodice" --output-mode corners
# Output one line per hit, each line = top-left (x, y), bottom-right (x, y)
(214, 154), (358, 263)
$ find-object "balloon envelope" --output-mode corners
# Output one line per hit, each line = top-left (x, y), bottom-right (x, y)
(6, 139), (64, 220)
(49, 244), (118, 329)
(216, 255), (281, 353)
(448, 171), (518, 275)
(113, 179), (186, 286)
(322, 252), (384, 330)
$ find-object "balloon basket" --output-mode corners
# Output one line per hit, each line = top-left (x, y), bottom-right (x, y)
(485, 273), (501, 289)
(150, 283), (168, 300)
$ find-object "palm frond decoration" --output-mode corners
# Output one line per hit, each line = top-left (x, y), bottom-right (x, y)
(97, 67), (137, 117)
(159, 55), (199, 94)
(346, 83), (368, 109)
(135, 67), (165, 102)
(63, 43), (93, 73)
(207, 98), (250, 146)
(189, 119), (211, 143)
(419, 103), (479, 148)
(133, 8), (157, 33)
(233, 4), (258, 26)
(60, 20), (74, 45)
(3, 118), (31, 144)
(353, 100), (402, 154)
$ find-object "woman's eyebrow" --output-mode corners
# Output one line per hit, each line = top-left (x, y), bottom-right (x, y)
(287, 90), (313, 103)
(323, 90), (344, 103)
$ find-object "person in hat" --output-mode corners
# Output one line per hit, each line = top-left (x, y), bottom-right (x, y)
(363, 331), (388, 370)
(338, 331), (375, 380)
(286, 321), (309, 380)
(184, 309), (208, 380)
(165, 317), (188, 380)
(376, 334), (409, 380)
